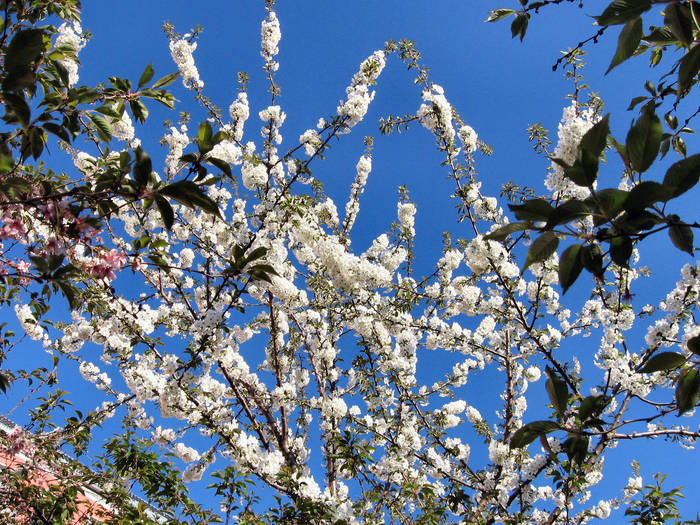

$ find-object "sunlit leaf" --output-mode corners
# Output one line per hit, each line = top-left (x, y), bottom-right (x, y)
(510, 421), (560, 449)
(668, 223), (694, 255)
(88, 113), (112, 142)
(626, 109), (662, 173)
(523, 232), (559, 272)
(639, 352), (687, 373)
(545, 366), (569, 421)
(676, 368), (700, 415)
(558, 244), (583, 293)
(595, 0), (651, 26)
(663, 154), (700, 198)
(607, 17), (643, 73)
(138, 63), (155, 88)
(509, 198), (554, 222)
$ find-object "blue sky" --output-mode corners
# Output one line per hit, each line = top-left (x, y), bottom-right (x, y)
(3, 0), (698, 521)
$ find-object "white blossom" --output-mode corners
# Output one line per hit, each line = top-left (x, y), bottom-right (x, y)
(170, 36), (203, 89)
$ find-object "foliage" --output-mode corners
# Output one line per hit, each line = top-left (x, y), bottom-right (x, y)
(0, 0), (698, 524)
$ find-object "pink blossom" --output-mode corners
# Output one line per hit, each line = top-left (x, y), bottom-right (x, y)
(84, 249), (127, 280)
(0, 218), (27, 240)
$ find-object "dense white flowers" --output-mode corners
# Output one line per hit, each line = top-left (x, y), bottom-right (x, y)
(79, 361), (111, 390)
(164, 125), (190, 175)
(15, 304), (44, 341)
(55, 22), (87, 86)
(593, 500), (611, 519)
(241, 160), (268, 189)
(337, 50), (386, 129)
(458, 124), (478, 153)
(22, 8), (698, 523)
(299, 129), (322, 156)
(173, 442), (201, 463)
(229, 92), (250, 141)
(397, 202), (416, 236)
(112, 109), (136, 143)
(261, 11), (281, 59)
(546, 102), (598, 199)
(417, 84), (455, 141)
(74, 152), (97, 177)
(170, 36), (204, 89)
(624, 475), (643, 497)
(178, 247), (195, 268)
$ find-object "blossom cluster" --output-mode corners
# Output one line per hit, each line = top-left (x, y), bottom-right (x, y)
(170, 35), (204, 89)
(8, 6), (697, 525)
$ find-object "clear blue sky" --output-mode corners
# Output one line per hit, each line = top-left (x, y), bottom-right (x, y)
(3, 0), (698, 521)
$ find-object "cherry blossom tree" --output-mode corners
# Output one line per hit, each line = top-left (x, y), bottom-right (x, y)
(1, 0), (699, 524)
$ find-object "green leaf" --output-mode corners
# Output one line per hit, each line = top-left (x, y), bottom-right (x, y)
(665, 3), (694, 46)
(678, 44), (700, 95)
(609, 235), (633, 267)
(211, 130), (228, 145)
(155, 195), (174, 230)
(0, 176), (31, 197)
(595, 0), (651, 26)
(95, 105), (123, 119)
(510, 421), (561, 449)
(109, 76), (132, 92)
(197, 121), (213, 154)
(151, 71), (179, 89)
(606, 17), (643, 73)
(249, 264), (278, 276)
(580, 114), (611, 168)
(248, 269), (274, 284)
(29, 127), (44, 160)
(615, 210), (662, 234)
(564, 435), (589, 465)
(509, 198), (554, 222)
(2, 68), (36, 91)
(56, 280), (78, 310)
(566, 114), (610, 187)
(645, 25), (676, 45)
(624, 181), (673, 211)
(0, 371), (9, 394)
(639, 352), (687, 373)
(593, 188), (628, 222)
(4, 28), (45, 75)
(627, 96), (648, 111)
(88, 113), (112, 142)
(626, 109), (662, 173)
(523, 232), (559, 272)
(138, 63), (155, 88)
(578, 395), (610, 423)
(544, 199), (591, 229)
(484, 222), (530, 241)
(688, 335), (700, 356)
(244, 246), (268, 263)
(486, 8), (515, 22)
(668, 223), (694, 255)
(559, 244), (583, 294)
(158, 180), (221, 219)
(580, 243), (604, 279)
(545, 366), (569, 421)
(672, 136), (687, 157)
(206, 156), (233, 177)
(663, 154), (700, 198)
(129, 100), (149, 124)
(676, 368), (700, 415)
(665, 113), (679, 130)
(3, 92), (31, 127)
(41, 122), (70, 143)
(133, 147), (152, 187)
(510, 13), (529, 41)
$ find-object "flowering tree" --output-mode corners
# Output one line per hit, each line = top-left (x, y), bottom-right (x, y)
(1, 0), (699, 524)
